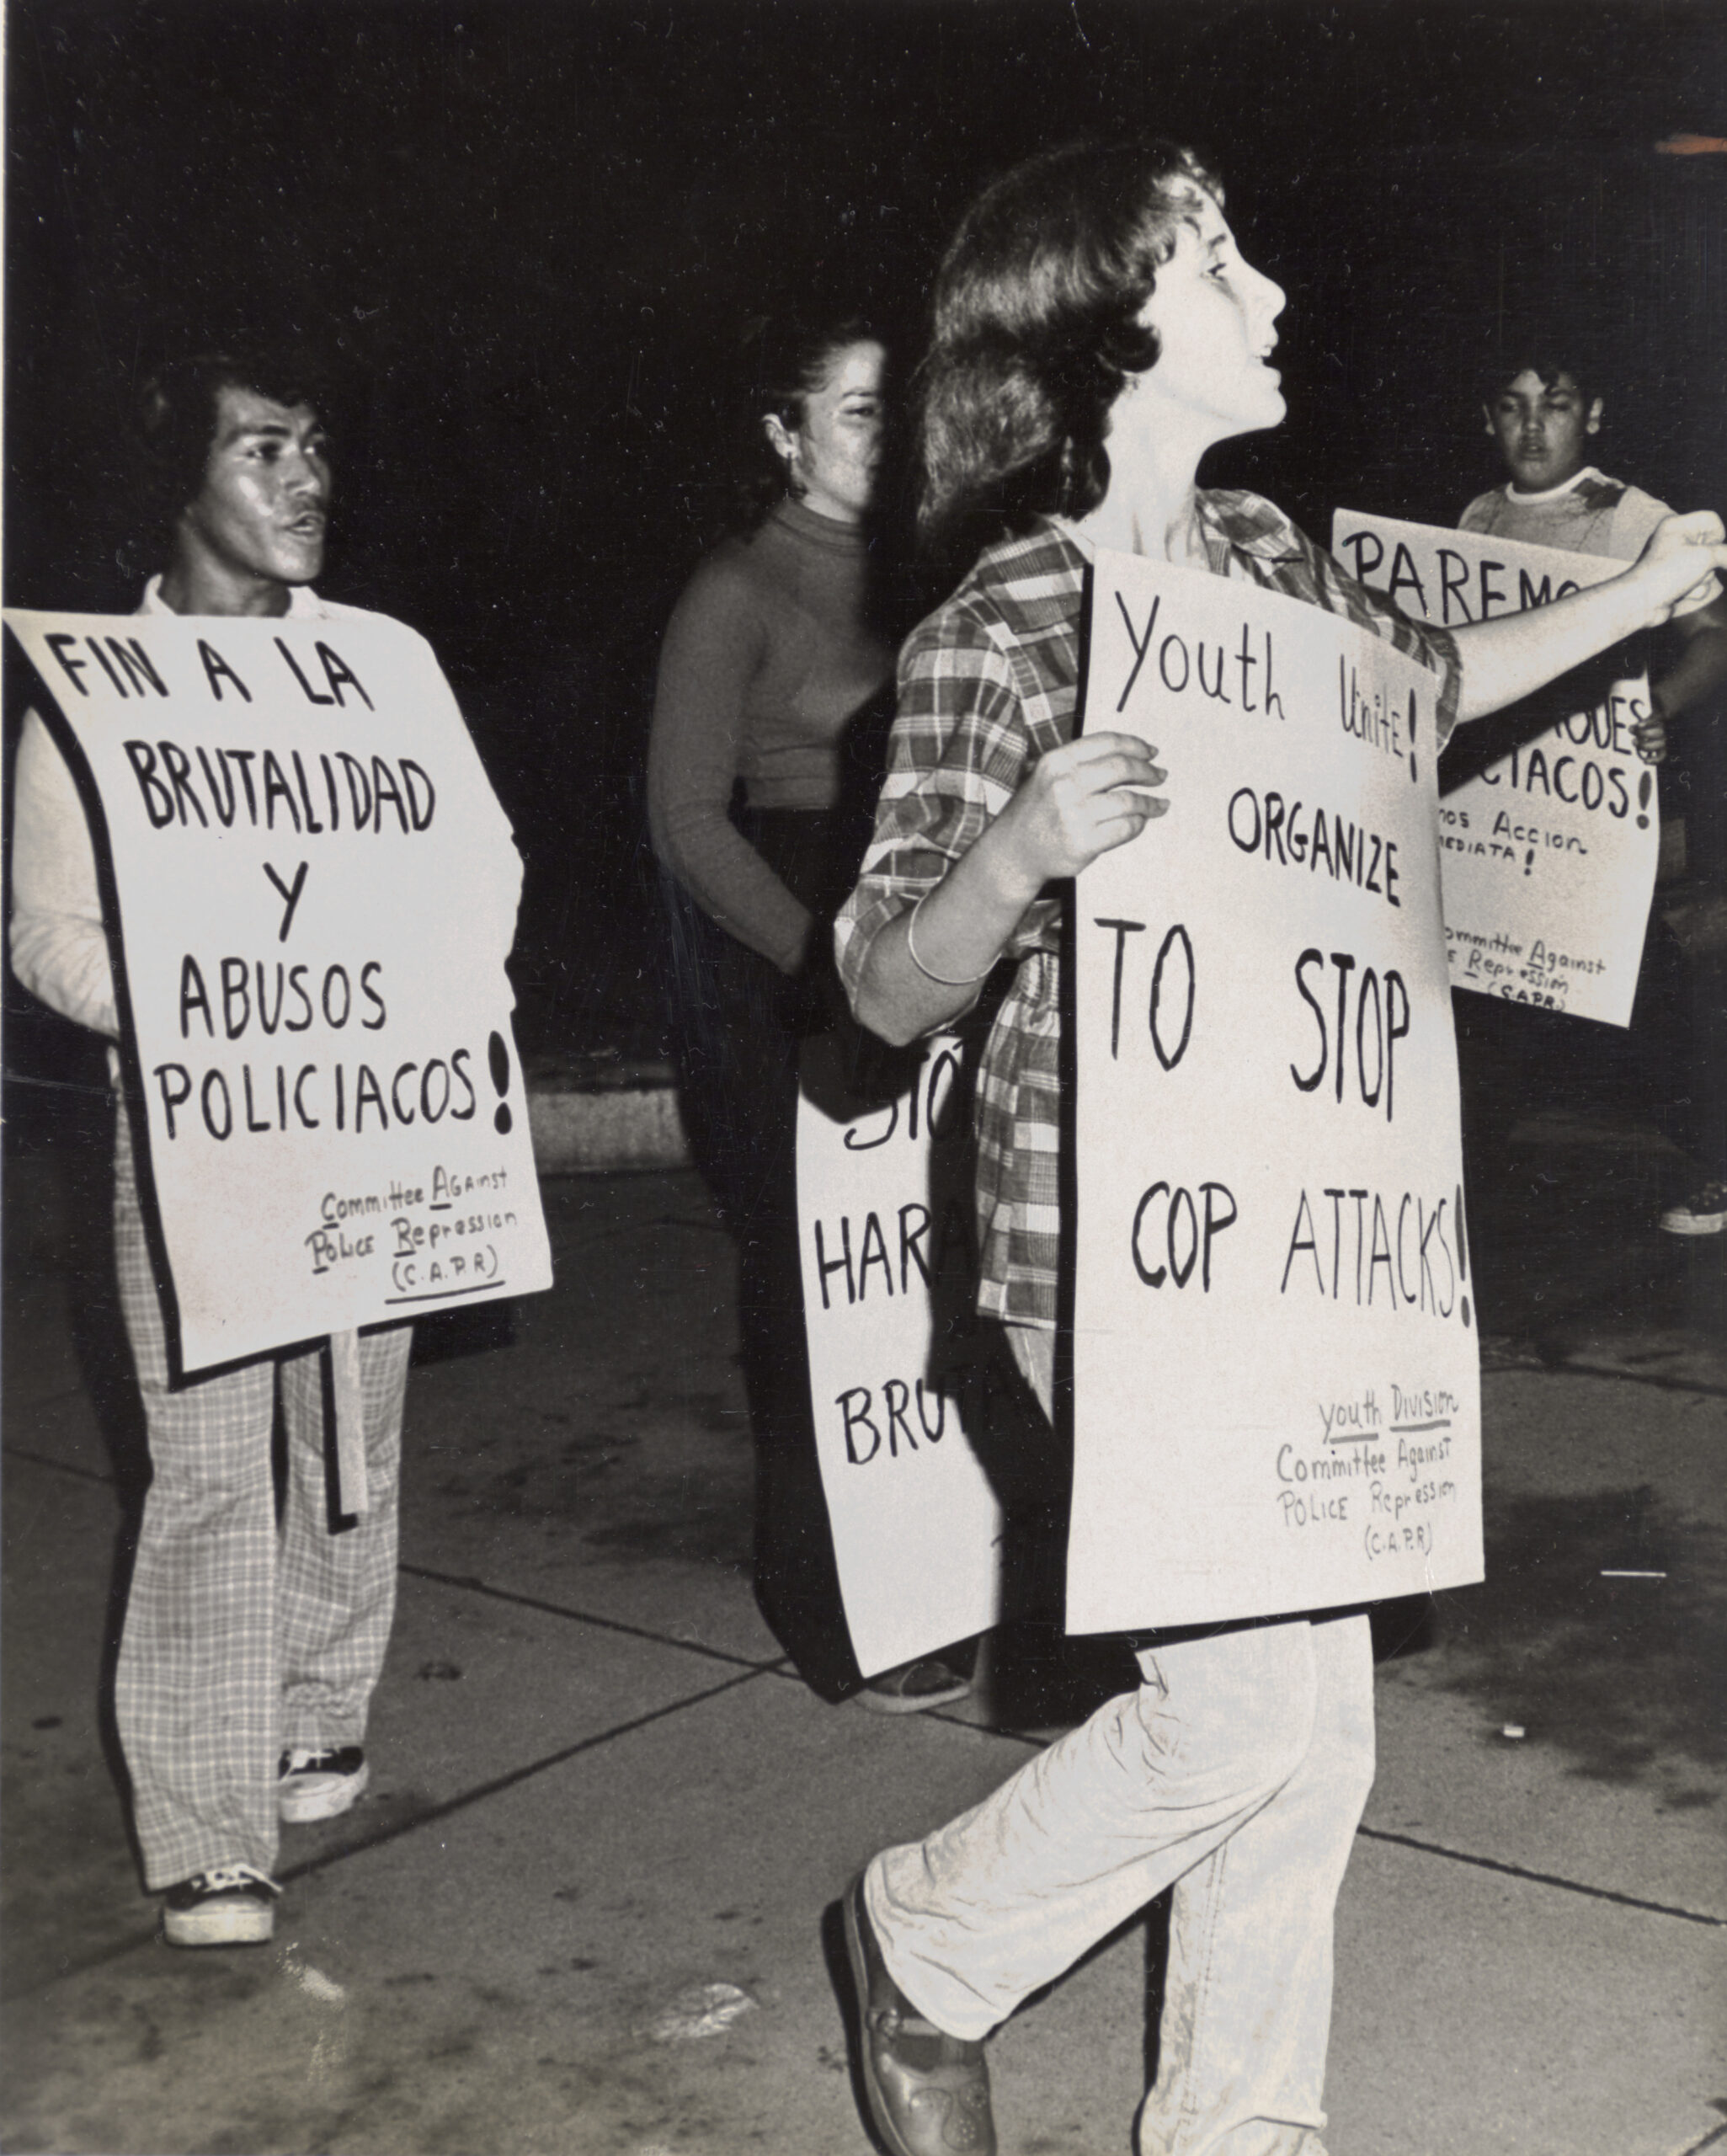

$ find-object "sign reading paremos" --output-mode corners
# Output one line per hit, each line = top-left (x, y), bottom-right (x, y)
(1069, 549), (1482, 1635)
(6, 608), (552, 1374)
(1331, 512), (1657, 1026)
(797, 1028), (1002, 1677)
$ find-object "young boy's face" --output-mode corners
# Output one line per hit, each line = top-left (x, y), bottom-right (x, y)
(1484, 368), (1602, 492)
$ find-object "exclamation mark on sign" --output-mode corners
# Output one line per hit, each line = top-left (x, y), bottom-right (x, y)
(1408, 704), (1420, 786)
(1456, 1180), (1471, 1331)
(1523, 847), (1535, 876)
(1636, 771), (1653, 830)
(488, 1030), (514, 1134)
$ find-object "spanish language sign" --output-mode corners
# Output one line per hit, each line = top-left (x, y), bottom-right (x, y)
(1331, 512), (1657, 1026)
(5, 608), (552, 1376)
(797, 1030), (1002, 1675)
(1069, 550), (1482, 1634)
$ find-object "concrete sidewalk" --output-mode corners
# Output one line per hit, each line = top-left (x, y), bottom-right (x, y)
(3, 1101), (1724, 2156)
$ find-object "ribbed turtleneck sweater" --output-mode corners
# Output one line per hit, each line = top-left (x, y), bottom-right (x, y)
(648, 496), (893, 974)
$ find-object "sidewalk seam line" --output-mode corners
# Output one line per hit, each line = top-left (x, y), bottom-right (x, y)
(397, 1561), (787, 1673)
(278, 1662), (772, 1886)
(16, 1665), (776, 1989)
(0, 1458), (786, 1674)
(3, 1445), (114, 1483)
(1356, 1824), (1726, 1927)
(1495, 1361), (1727, 1401)
(7, 1459), (1724, 1930)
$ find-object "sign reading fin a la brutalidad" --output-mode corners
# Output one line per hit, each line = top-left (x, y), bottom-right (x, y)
(6, 607), (552, 1377)
(1331, 512), (1658, 1027)
(1068, 549), (1482, 1636)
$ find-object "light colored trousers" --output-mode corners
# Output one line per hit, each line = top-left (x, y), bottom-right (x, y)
(112, 1104), (411, 1888)
(864, 1325), (1375, 2156)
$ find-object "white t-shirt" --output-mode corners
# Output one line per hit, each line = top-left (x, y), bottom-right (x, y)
(1459, 467), (1719, 622)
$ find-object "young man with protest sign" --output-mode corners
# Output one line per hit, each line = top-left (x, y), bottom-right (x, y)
(12, 354), (417, 1945)
(831, 142), (1727, 2156)
(1463, 356), (1727, 737)
(1461, 352), (1727, 1233)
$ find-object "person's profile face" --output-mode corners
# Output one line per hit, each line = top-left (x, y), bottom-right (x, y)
(766, 339), (886, 526)
(1484, 368), (1602, 493)
(179, 384), (332, 590)
(1128, 193), (1287, 446)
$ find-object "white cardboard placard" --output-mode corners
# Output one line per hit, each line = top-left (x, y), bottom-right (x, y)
(1331, 512), (1658, 1026)
(797, 1029), (1002, 1675)
(1069, 549), (1483, 1634)
(7, 607), (553, 1375)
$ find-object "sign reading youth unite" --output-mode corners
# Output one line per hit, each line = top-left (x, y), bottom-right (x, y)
(6, 608), (552, 1378)
(1069, 552), (1483, 1633)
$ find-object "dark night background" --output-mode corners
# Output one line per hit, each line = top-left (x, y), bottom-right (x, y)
(6, 0), (1724, 1070)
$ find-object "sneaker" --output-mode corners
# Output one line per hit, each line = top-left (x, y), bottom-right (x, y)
(856, 1658), (972, 1716)
(163, 1864), (280, 1947)
(1660, 1182), (1727, 1236)
(278, 1745), (369, 1822)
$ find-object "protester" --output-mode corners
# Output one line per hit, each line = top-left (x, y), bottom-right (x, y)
(1461, 351), (1727, 1234)
(648, 316), (972, 1710)
(831, 140), (1727, 2156)
(10, 351), (416, 1947)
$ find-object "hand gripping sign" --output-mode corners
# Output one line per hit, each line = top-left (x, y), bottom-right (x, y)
(1332, 513), (1658, 1026)
(797, 1027), (1003, 1676)
(1068, 551), (1482, 1634)
(7, 610), (553, 1433)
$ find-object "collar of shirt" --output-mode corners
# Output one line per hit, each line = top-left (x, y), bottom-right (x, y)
(1195, 488), (1309, 573)
(1502, 466), (1605, 507)
(1050, 490), (1308, 578)
(138, 574), (326, 617)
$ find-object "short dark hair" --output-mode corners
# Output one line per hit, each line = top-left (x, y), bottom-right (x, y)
(1480, 353), (1602, 409)
(916, 139), (1222, 552)
(136, 346), (330, 532)
(734, 312), (882, 527)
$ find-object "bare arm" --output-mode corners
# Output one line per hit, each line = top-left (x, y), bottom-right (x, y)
(1451, 510), (1727, 726)
(852, 732), (1165, 1044)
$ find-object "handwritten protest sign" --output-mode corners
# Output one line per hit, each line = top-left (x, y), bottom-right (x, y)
(1332, 513), (1657, 1026)
(797, 1030), (1001, 1675)
(1069, 551), (1482, 1634)
(6, 608), (552, 1377)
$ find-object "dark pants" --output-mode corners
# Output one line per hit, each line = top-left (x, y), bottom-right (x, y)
(1452, 896), (1727, 1208)
(661, 808), (871, 1701)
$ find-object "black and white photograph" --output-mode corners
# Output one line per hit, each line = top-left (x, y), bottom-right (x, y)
(3, 3), (1724, 2150)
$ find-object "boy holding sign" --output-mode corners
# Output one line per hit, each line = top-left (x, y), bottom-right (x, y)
(11, 352), (415, 1946)
(1462, 349), (1727, 1233)
(1462, 350), (1727, 756)
(831, 143), (1727, 2156)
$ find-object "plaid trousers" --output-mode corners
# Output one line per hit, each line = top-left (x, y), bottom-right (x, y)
(111, 1102), (411, 1888)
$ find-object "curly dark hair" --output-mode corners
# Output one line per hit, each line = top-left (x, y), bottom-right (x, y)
(136, 347), (332, 536)
(916, 139), (1222, 552)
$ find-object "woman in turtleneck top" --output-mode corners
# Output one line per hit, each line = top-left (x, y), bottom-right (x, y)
(648, 320), (972, 1714)
(649, 485), (891, 973)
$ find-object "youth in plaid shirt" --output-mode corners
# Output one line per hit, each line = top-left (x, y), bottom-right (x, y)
(832, 141), (1727, 2156)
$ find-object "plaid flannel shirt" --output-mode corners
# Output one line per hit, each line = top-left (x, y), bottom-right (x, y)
(834, 491), (1462, 1328)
